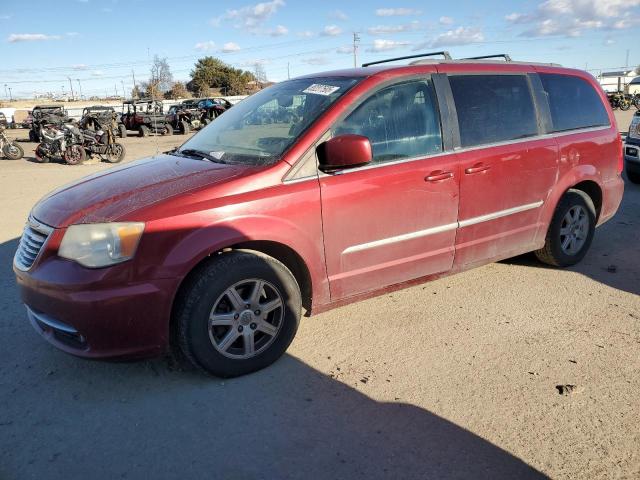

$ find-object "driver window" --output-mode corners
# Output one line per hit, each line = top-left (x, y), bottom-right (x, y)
(333, 79), (442, 164)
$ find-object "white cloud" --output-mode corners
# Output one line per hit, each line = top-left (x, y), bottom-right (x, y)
(303, 56), (331, 65)
(66, 32), (79, 37)
(91, 70), (104, 77)
(330, 9), (348, 21)
(195, 41), (216, 51)
(367, 22), (420, 35)
(439, 16), (454, 25)
(72, 64), (89, 70)
(7, 33), (61, 42)
(267, 24), (288, 36)
(603, 36), (616, 45)
(222, 42), (241, 52)
(214, 0), (285, 31)
(321, 24), (342, 36)
(336, 45), (352, 54)
(416, 26), (484, 49)
(367, 39), (410, 52)
(375, 8), (421, 17)
(297, 30), (314, 38)
(508, 0), (640, 37)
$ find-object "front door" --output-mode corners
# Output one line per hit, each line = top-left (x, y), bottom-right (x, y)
(319, 78), (460, 300)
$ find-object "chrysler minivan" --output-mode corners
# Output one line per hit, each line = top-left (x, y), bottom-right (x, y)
(14, 53), (624, 377)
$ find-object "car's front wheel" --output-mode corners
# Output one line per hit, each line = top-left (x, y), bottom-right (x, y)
(175, 251), (301, 377)
(535, 189), (596, 267)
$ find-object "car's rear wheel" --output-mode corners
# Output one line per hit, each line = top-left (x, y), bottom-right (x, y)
(627, 171), (640, 184)
(163, 124), (174, 136)
(118, 124), (127, 138)
(179, 120), (190, 135)
(535, 190), (596, 267)
(138, 125), (150, 137)
(175, 251), (301, 377)
(28, 130), (38, 142)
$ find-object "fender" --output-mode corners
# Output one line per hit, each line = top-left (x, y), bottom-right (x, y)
(535, 164), (601, 246)
(145, 213), (331, 307)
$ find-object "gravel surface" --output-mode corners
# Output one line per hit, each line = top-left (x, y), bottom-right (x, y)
(0, 114), (639, 479)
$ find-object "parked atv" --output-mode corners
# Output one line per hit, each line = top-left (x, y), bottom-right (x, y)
(166, 102), (202, 134)
(80, 106), (127, 138)
(35, 124), (86, 165)
(29, 105), (70, 142)
(121, 99), (172, 137)
(0, 125), (24, 160)
(197, 97), (233, 126)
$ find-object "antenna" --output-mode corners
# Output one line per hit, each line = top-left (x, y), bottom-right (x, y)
(362, 51), (451, 67)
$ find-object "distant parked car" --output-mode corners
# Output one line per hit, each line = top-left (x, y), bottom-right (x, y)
(121, 99), (171, 137)
(624, 111), (640, 183)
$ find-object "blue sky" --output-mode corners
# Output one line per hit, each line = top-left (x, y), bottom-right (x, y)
(1, 0), (639, 98)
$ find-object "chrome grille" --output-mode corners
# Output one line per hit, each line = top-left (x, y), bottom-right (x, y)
(14, 217), (53, 271)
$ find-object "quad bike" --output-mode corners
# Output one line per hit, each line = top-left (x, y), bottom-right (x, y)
(0, 126), (24, 160)
(35, 124), (86, 165)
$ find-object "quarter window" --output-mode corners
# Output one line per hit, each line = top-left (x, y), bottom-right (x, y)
(539, 73), (610, 132)
(449, 75), (538, 148)
(333, 80), (443, 164)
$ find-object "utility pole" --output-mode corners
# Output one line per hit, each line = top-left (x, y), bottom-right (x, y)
(77, 79), (82, 100)
(3, 84), (7, 99)
(353, 32), (360, 68)
(114, 84), (118, 97)
(121, 80), (125, 98)
(287, 62), (290, 80)
(67, 76), (75, 100)
(625, 49), (630, 70)
(8, 87), (12, 101)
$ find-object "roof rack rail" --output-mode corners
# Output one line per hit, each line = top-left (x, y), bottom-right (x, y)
(462, 54), (512, 62)
(362, 51), (452, 67)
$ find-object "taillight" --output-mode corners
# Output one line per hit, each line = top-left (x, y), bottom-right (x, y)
(617, 133), (623, 174)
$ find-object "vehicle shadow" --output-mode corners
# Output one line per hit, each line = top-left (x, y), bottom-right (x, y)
(502, 177), (640, 296)
(0, 236), (545, 480)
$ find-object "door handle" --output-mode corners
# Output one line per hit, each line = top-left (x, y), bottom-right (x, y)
(425, 170), (453, 182)
(464, 163), (491, 174)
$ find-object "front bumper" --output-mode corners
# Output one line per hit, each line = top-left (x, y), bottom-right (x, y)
(14, 256), (179, 359)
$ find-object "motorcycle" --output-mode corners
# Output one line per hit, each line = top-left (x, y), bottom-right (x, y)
(35, 123), (86, 165)
(81, 125), (126, 163)
(608, 92), (632, 111)
(0, 125), (24, 160)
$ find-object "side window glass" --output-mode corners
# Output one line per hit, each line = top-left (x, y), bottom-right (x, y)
(539, 73), (610, 132)
(449, 74), (538, 148)
(333, 80), (443, 164)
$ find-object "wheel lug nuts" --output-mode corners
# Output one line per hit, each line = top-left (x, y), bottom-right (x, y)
(234, 314), (239, 320)
(245, 304), (250, 309)
(238, 325), (244, 332)
(254, 310), (261, 315)
(250, 323), (257, 330)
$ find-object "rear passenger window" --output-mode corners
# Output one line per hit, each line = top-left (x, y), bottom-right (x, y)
(449, 75), (538, 148)
(333, 80), (442, 164)
(539, 73), (609, 132)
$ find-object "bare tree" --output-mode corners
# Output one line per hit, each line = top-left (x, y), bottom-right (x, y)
(253, 63), (267, 87)
(150, 55), (173, 93)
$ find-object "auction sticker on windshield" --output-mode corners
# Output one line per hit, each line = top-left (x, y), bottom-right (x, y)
(303, 84), (341, 96)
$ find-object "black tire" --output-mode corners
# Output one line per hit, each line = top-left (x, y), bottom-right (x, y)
(2, 142), (24, 160)
(175, 251), (302, 378)
(139, 125), (150, 138)
(118, 124), (127, 138)
(34, 144), (50, 163)
(163, 124), (174, 136)
(105, 142), (126, 163)
(179, 120), (190, 135)
(28, 130), (38, 142)
(202, 118), (211, 126)
(620, 101), (631, 111)
(64, 145), (86, 166)
(627, 171), (640, 184)
(535, 190), (596, 267)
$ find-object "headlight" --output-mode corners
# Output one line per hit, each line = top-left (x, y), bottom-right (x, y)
(629, 117), (640, 139)
(58, 222), (145, 268)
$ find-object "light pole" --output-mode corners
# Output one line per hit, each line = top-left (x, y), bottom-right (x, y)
(76, 79), (83, 100)
(8, 87), (12, 101)
(67, 76), (75, 100)
(3, 84), (7, 99)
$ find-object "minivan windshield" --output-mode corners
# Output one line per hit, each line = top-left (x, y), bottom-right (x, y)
(176, 77), (361, 165)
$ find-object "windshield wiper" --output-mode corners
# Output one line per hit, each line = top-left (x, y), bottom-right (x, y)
(178, 148), (227, 164)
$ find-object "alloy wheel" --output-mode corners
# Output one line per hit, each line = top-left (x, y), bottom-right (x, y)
(560, 205), (589, 255)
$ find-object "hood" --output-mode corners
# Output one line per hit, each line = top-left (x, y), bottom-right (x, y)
(32, 154), (249, 228)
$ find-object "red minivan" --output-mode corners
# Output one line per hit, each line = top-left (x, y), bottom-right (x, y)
(14, 53), (624, 377)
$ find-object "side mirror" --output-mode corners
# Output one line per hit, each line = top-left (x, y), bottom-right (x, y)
(317, 134), (372, 172)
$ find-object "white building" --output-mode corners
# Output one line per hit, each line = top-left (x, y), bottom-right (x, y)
(596, 69), (640, 93)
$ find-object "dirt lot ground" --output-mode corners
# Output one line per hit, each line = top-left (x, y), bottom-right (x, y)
(0, 111), (639, 480)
